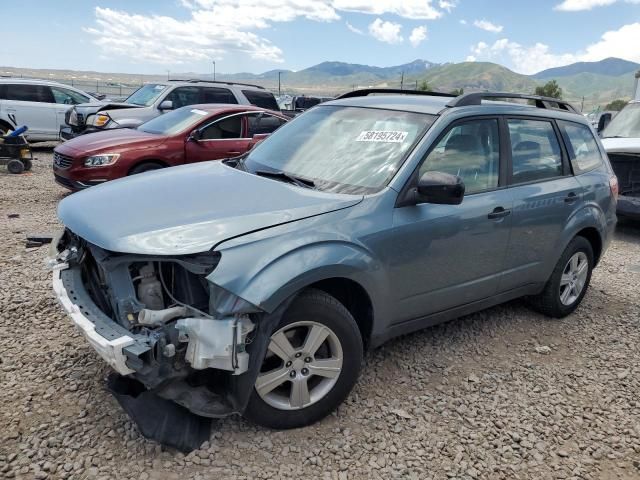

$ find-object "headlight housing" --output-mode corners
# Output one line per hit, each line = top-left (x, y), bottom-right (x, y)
(84, 153), (120, 167)
(92, 113), (111, 127)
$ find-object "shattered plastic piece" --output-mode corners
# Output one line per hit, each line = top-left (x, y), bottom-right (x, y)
(107, 374), (211, 453)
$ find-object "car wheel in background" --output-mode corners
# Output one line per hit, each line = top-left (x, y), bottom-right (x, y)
(528, 236), (594, 318)
(22, 159), (32, 171)
(244, 289), (363, 429)
(129, 162), (165, 175)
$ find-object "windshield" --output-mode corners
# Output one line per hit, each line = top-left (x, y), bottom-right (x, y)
(602, 103), (640, 138)
(125, 84), (168, 106)
(138, 107), (209, 135)
(244, 105), (435, 194)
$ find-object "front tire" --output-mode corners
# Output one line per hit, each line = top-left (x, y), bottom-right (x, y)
(129, 162), (165, 175)
(528, 236), (594, 318)
(244, 289), (363, 429)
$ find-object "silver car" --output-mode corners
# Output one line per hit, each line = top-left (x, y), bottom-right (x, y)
(0, 79), (100, 141)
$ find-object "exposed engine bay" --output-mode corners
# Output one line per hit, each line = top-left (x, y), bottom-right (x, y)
(48, 229), (283, 423)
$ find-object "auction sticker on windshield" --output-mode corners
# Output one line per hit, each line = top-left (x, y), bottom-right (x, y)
(356, 131), (408, 143)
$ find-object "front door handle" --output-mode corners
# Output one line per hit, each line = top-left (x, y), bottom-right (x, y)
(226, 151), (241, 155)
(564, 192), (578, 203)
(488, 206), (511, 220)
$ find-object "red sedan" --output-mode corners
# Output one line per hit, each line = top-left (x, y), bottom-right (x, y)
(53, 104), (288, 190)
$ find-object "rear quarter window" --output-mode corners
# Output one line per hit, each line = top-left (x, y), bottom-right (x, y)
(558, 121), (603, 174)
(242, 90), (279, 110)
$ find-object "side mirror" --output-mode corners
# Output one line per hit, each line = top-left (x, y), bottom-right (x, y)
(159, 100), (173, 111)
(188, 129), (202, 142)
(597, 113), (611, 133)
(248, 133), (270, 149)
(416, 171), (465, 205)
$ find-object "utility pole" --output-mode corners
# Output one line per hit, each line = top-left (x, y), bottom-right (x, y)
(212, 61), (216, 81)
(415, 80), (418, 90)
(166, 70), (170, 81)
(581, 96), (585, 111)
(400, 71), (404, 90)
(278, 71), (281, 97)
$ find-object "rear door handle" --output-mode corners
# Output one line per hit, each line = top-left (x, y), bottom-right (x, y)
(488, 206), (511, 220)
(564, 192), (578, 203)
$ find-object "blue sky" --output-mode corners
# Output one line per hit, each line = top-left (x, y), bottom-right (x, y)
(2, 0), (639, 75)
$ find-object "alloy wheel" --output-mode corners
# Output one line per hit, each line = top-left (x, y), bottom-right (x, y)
(559, 251), (589, 306)
(255, 321), (343, 410)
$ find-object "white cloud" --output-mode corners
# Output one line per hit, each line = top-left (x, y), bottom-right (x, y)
(87, 1), (453, 65)
(466, 22), (640, 74)
(473, 19), (503, 33)
(554, 0), (639, 11)
(459, 19), (467, 25)
(368, 18), (403, 44)
(439, 0), (457, 12)
(409, 26), (428, 47)
(346, 21), (363, 34)
(334, 0), (443, 20)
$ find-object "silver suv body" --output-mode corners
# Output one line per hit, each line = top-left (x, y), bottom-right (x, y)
(0, 79), (100, 141)
(61, 80), (279, 140)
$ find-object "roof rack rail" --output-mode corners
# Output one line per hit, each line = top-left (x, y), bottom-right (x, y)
(167, 79), (265, 89)
(337, 88), (457, 99)
(447, 92), (580, 113)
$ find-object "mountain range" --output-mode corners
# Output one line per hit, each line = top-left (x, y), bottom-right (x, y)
(2, 57), (638, 110)
(215, 56), (639, 109)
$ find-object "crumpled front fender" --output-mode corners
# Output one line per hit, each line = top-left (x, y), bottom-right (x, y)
(209, 236), (387, 315)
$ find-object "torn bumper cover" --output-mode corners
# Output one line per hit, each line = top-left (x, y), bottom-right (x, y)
(48, 232), (280, 423)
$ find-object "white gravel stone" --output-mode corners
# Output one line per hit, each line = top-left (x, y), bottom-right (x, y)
(1, 149), (639, 479)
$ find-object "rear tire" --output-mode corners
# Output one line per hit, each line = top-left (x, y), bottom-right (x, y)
(129, 162), (165, 175)
(528, 236), (594, 318)
(244, 289), (363, 429)
(7, 159), (24, 174)
(22, 159), (32, 171)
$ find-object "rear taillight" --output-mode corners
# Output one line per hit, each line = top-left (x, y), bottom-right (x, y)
(609, 175), (619, 201)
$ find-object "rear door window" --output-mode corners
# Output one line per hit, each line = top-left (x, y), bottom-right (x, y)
(507, 119), (563, 184)
(419, 118), (500, 194)
(201, 87), (237, 104)
(558, 121), (603, 173)
(247, 113), (286, 136)
(164, 87), (201, 109)
(4, 84), (55, 103)
(242, 90), (279, 110)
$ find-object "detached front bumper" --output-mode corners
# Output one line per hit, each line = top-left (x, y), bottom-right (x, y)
(52, 264), (141, 375)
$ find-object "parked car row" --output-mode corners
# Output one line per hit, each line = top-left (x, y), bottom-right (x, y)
(48, 89), (617, 436)
(53, 104), (288, 190)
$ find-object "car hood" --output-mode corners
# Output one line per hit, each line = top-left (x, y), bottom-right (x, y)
(601, 137), (640, 154)
(58, 162), (362, 255)
(55, 128), (163, 156)
(73, 102), (143, 115)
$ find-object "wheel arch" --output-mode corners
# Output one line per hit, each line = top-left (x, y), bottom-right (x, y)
(127, 159), (169, 175)
(574, 226), (603, 265)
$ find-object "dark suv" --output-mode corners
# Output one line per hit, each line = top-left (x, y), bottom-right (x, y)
(60, 80), (280, 140)
(49, 90), (617, 438)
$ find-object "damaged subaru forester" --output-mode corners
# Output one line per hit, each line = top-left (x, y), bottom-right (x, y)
(49, 90), (617, 436)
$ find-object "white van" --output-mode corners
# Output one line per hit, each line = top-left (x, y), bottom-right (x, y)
(0, 79), (101, 141)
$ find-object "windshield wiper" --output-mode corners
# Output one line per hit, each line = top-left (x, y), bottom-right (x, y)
(254, 169), (316, 189)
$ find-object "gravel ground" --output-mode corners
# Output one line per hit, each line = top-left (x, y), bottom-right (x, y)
(1, 150), (639, 480)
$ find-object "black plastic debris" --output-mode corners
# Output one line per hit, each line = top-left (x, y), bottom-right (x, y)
(7, 213), (19, 218)
(25, 234), (53, 248)
(107, 374), (211, 453)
